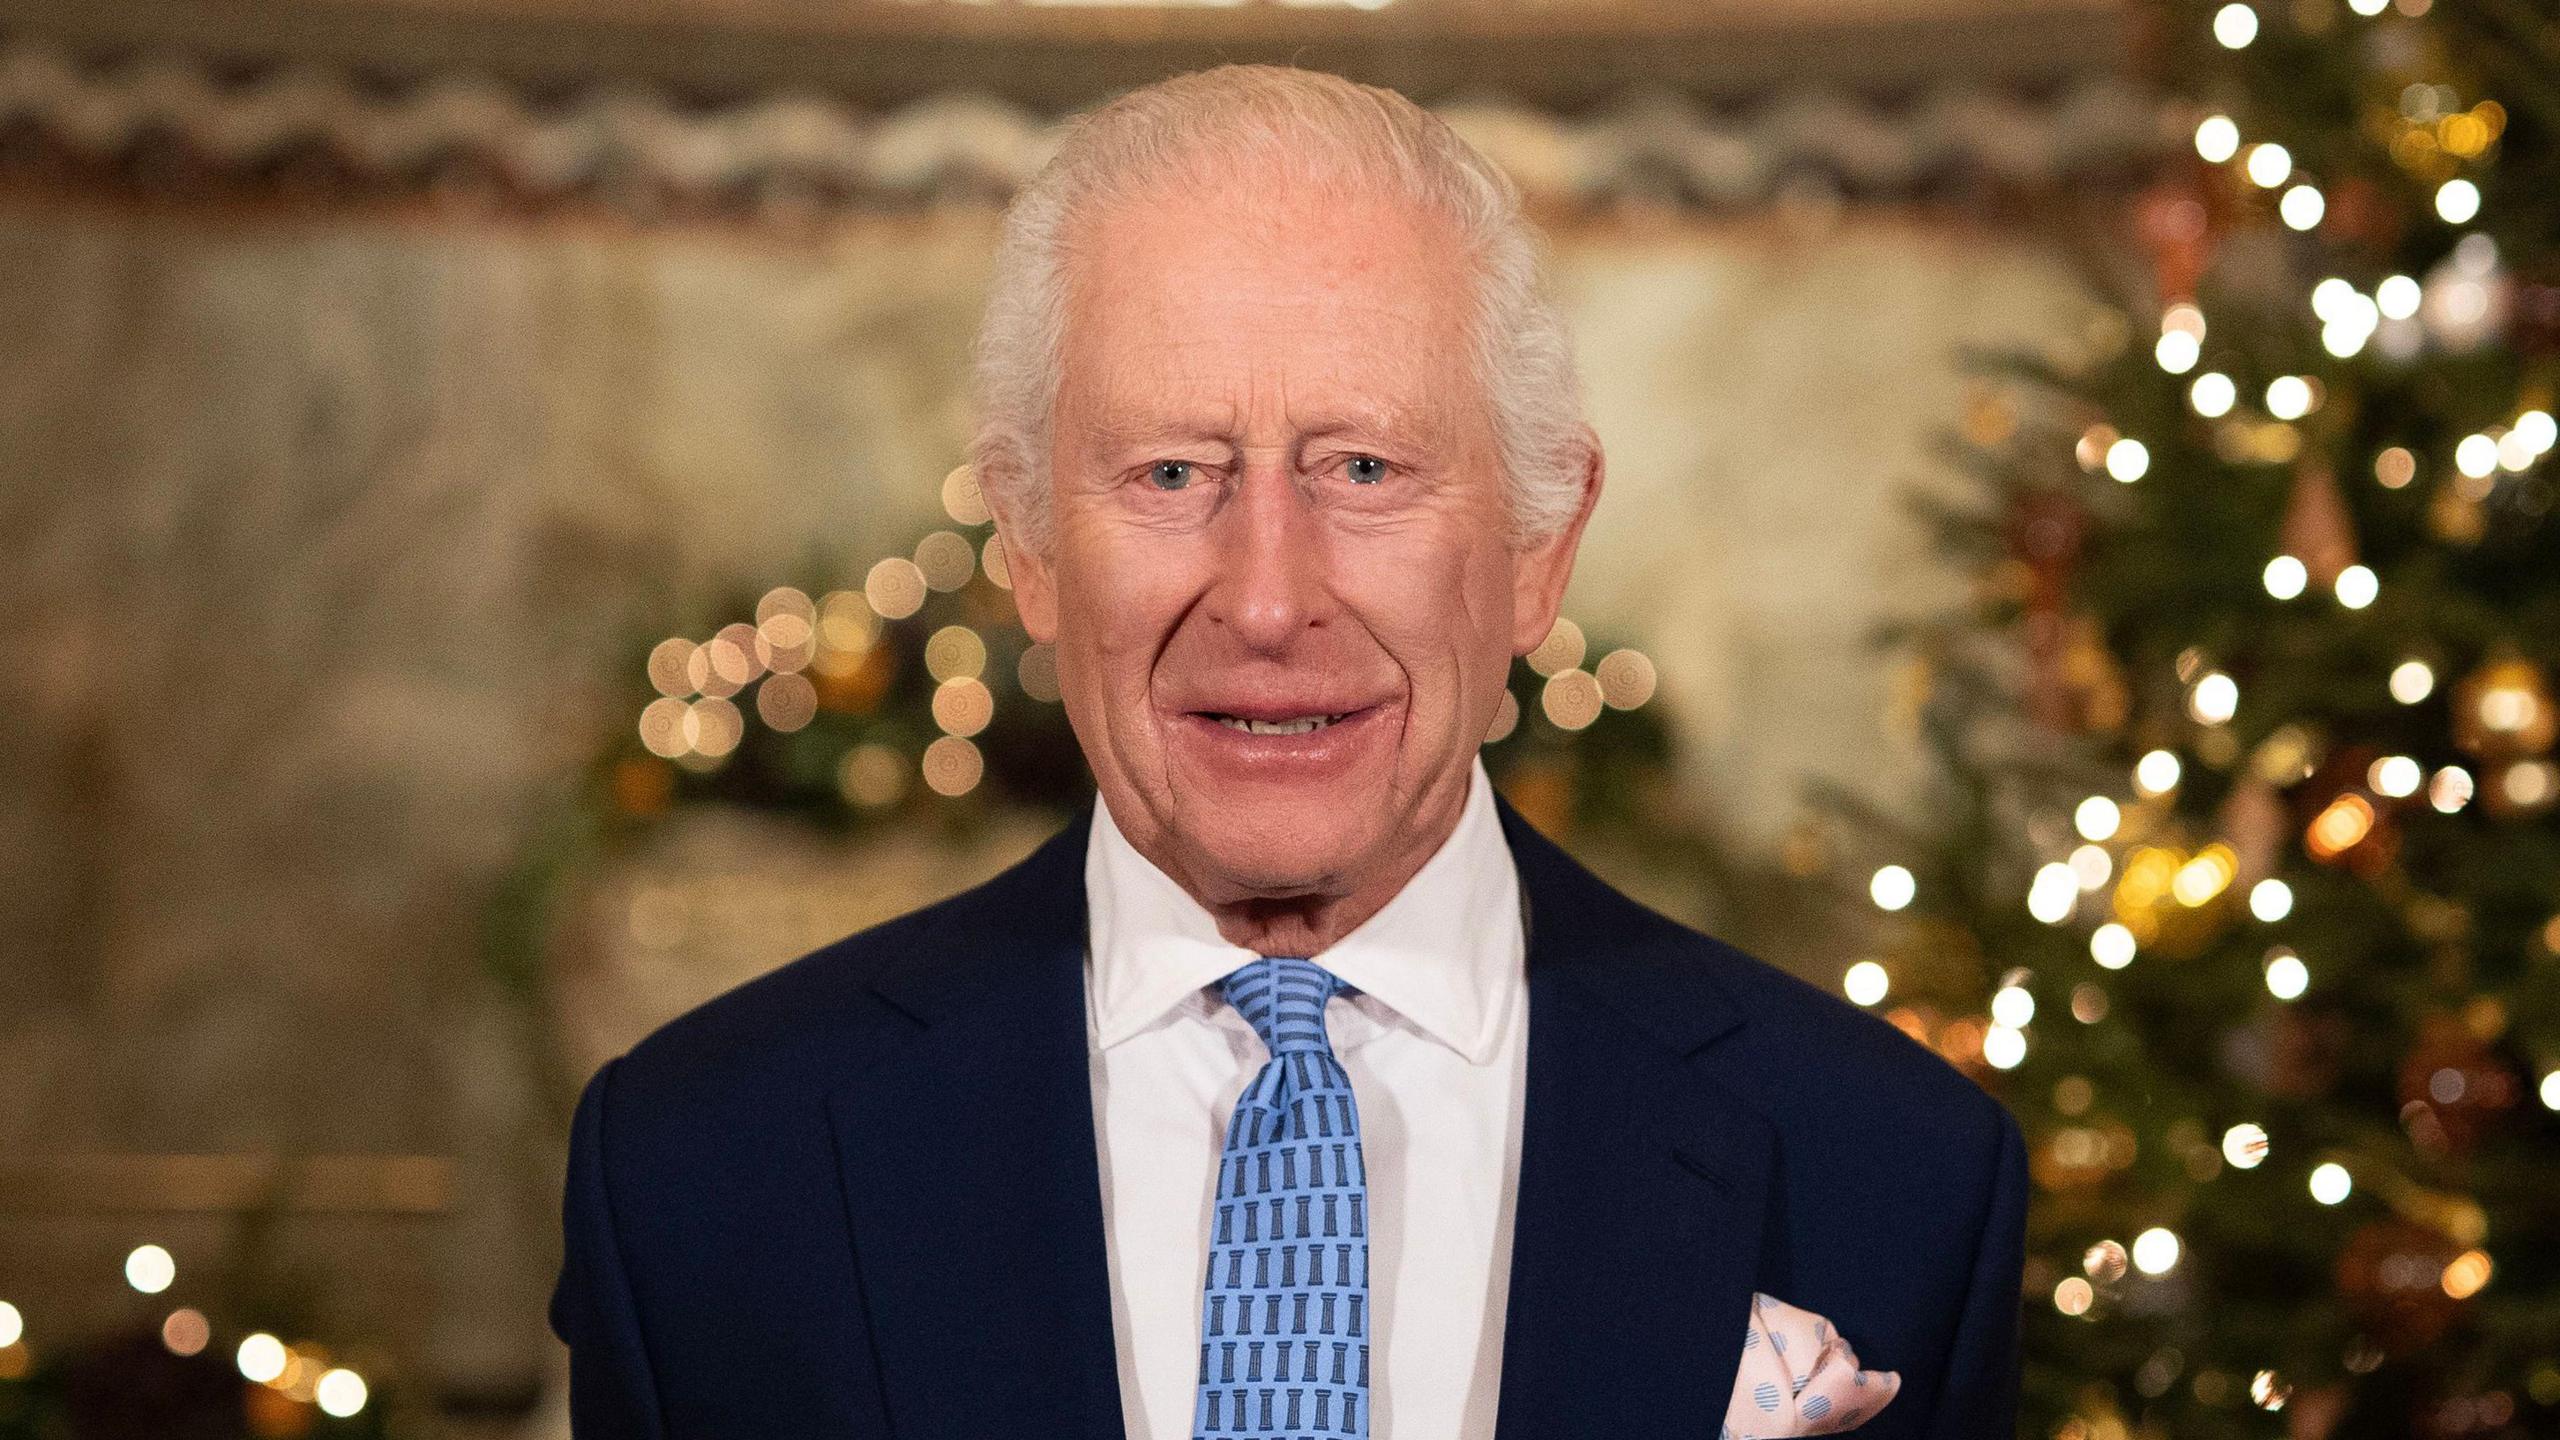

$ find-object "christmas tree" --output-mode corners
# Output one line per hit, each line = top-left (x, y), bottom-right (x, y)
(1864, 0), (2560, 1436)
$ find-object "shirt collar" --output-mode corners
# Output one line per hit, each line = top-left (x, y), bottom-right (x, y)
(1084, 756), (1523, 1065)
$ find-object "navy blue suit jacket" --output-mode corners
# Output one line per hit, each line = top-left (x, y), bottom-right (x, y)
(550, 796), (2027, 1438)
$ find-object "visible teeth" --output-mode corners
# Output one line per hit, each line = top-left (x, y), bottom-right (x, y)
(1213, 713), (1343, 735)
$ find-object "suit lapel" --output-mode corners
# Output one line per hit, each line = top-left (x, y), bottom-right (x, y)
(823, 809), (1128, 1440)
(1492, 799), (1778, 1439)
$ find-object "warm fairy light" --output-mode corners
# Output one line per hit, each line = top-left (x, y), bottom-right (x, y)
(2435, 178), (2481, 224)
(2212, 3), (2259, 47)
(0, 1302), (20, 1349)
(1484, 689), (1520, 743)
(2071, 982), (2109, 1022)
(2083, 1239), (2128, 1282)
(2028, 863), (2079, 922)
(125, 1245), (175, 1295)
(1991, 984), (2036, 1028)
(2429, 765), (2473, 813)
(2252, 1370), (2293, 1411)
(684, 697), (742, 759)
(2189, 671), (2238, 724)
(2369, 755), (2422, 798)
(839, 743), (909, 809)
(2194, 115), (2241, 163)
(931, 677), (994, 738)
(941, 463), (991, 526)
(2070, 844), (2112, 889)
(924, 625), (988, 682)
(2173, 848), (2237, 906)
(755, 673), (817, 732)
(2455, 434), (2500, 478)
(2347, 0), (2386, 13)
(914, 530), (977, 592)
(2076, 425), (2118, 471)
(2075, 796), (2120, 840)
(2279, 185), (2325, 231)
(2263, 555), (2307, 599)
(2135, 749), (2181, 795)
(2190, 372), (2236, 417)
(2504, 762), (2556, 809)
(2311, 278), (2357, 321)
(2054, 1277), (2095, 1315)
(1526, 618), (1587, 676)
(981, 534), (1011, 589)
(865, 557), (928, 619)
(1869, 864), (1916, 911)
(2244, 143), (2292, 188)
(1594, 649), (1658, 709)
(2390, 659), (2435, 703)
(2249, 877), (2294, 922)
(2131, 1227), (2181, 1275)
(2441, 1250), (2491, 1300)
(2156, 330), (2200, 374)
(1540, 669), (1604, 730)
(1843, 960), (1889, 1006)
(2375, 273), (2422, 319)
(2105, 438), (2150, 482)
(2265, 375), (2313, 420)
(2091, 923), (2136, 970)
(1983, 1024), (2027, 1070)
(2221, 1123), (2269, 1168)
(161, 1308), (210, 1357)
(2517, 410), (2558, 454)
(2539, 1069), (2560, 1111)
(2334, 565), (2378, 609)
(921, 735), (984, 796)
(2308, 792), (2376, 855)
(237, 1334), (288, 1384)
(648, 638), (696, 698)
(2162, 302), (2207, 341)
(2309, 1162), (2352, 1204)
(2374, 446), (2418, 488)
(1017, 643), (1062, 703)
(316, 1368), (370, 1418)
(2264, 950), (2309, 999)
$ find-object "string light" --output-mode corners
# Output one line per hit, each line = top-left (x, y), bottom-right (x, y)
(2280, 184), (2325, 230)
(2435, 178), (2480, 223)
(2263, 555), (2308, 598)
(237, 1333), (288, 1384)
(2190, 372), (2236, 417)
(2221, 1123), (2270, 1167)
(2250, 878), (2294, 921)
(2390, 660), (2435, 703)
(2091, 923), (2137, 970)
(2135, 749), (2182, 795)
(1843, 960), (1889, 1006)
(2245, 143), (2293, 188)
(2213, 2), (2260, 47)
(2375, 273), (2422, 318)
(2132, 1227), (2182, 1275)
(2335, 564), (2378, 609)
(0, 1301), (20, 1349)
(2106, 437), (2151, 481)
(124, 1245), (175, 1296)
(2264, 949), (2309, 998)
(2195, 115), (2242, 163)
(2075, 796), (2121, 840)
(1870, 864), (1916, 910)
(2309, 1162), (2352, 1204)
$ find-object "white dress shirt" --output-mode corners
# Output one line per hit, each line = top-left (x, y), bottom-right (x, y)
(1084, 757), (1529, 1440)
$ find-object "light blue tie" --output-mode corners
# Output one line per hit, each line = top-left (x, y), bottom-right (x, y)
(1194, 955), (1370, 1439)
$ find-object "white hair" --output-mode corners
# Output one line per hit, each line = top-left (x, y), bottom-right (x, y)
(967, 63), (1591, 551)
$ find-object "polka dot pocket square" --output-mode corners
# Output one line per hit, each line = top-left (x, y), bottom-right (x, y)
(1721, 1291), (1901, 1438)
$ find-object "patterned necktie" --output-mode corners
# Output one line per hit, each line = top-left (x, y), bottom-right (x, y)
(1194, 955), (1370, 1440)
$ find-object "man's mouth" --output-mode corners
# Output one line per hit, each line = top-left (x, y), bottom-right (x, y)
(1204, 712), (1350, 736)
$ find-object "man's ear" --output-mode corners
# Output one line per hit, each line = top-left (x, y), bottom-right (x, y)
(979, 459), (1060, 644)
(1510, 423), (1605, 654)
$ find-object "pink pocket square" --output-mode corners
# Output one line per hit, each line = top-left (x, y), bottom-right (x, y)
(1722, 1291), (1901, 1438)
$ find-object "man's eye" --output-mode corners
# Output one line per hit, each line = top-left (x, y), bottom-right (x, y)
(1148, 461), (1193, 491)
(1344, 455), (1388, 485)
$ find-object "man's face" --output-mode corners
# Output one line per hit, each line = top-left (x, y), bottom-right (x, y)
(1001, 165), (1597, 912)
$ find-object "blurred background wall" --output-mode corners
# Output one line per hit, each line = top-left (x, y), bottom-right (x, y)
(0, 2), (2143, 1435)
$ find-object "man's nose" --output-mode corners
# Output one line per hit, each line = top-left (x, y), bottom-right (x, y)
(1206, 463), (1328, 654)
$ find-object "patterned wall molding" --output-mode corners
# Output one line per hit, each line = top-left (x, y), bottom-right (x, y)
(0, 36), (2165, 221)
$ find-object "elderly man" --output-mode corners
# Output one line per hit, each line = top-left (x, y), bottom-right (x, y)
(550, 64), (2025, 1440)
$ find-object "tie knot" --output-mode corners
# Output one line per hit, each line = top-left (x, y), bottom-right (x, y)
(1218, 955), (1349, 1058)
